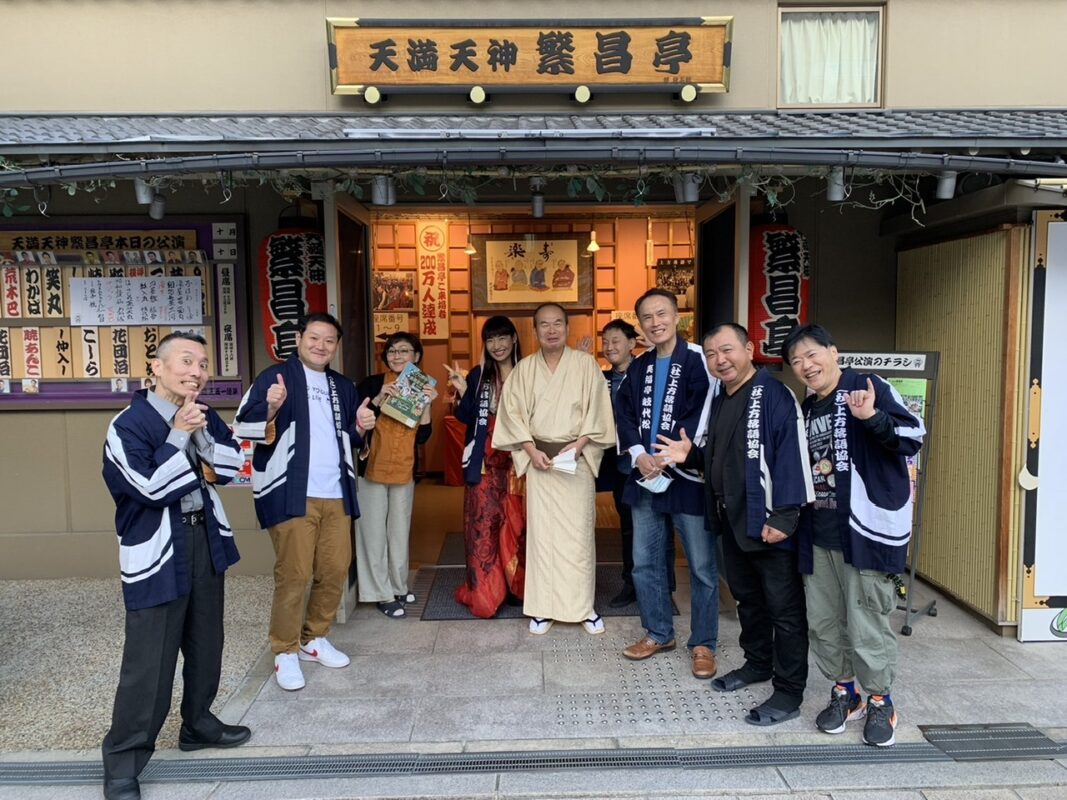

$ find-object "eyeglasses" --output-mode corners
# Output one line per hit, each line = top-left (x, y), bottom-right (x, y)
(386, 347), (415, 356)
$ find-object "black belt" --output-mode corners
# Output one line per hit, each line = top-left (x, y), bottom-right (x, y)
(181, 510), (206, 527)
(533, 439), (567, 458)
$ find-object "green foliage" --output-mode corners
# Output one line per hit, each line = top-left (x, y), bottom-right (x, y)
(1, 188), (29, 218)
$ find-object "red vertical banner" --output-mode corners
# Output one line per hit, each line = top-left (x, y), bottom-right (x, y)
(748, 225), (811, 364)
(257, 229), (328, 362)
(416, 222), (449, 340)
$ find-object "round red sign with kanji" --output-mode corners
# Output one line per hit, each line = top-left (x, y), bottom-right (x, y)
(419, 225), (445, 252)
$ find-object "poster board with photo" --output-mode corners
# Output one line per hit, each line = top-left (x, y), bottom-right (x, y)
(0, 217), (248, 409)
(372, 270), (416, 311)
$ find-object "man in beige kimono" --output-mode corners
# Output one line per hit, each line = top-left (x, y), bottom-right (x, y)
(493, 303), (617, 635)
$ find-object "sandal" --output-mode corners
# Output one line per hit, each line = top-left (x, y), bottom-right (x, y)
(395, 592), (416, 605)
(711, 667), (772, 693)
(744, 702), (800, 726)
(377, 600), (405, 618)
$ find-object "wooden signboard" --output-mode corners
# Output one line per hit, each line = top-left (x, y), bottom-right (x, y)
(328, 17), (732, 100)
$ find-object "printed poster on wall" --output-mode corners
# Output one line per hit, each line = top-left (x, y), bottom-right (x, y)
(69, 277), (203, 326)
(258, 229), (327, 362)
(374, 311), (408, 341)
(486, 238), (579, 306)
(416, 222), (449, 340)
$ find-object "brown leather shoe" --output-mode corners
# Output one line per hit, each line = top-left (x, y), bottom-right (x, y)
(691, 645), (718, 679)
(623, 636), (676, 660)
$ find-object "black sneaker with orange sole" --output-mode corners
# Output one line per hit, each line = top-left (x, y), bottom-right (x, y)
(862, 694), (897, 746)
(815, 684), (866, 734)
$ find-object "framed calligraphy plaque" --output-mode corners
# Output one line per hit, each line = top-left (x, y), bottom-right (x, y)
(471, 233), (593, 311)
(328, 17), (732, 100)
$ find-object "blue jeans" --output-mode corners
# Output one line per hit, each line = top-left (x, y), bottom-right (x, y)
(630, 492), (719, 649)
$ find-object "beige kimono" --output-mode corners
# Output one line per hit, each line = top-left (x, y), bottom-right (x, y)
(492, 347), (616, 622)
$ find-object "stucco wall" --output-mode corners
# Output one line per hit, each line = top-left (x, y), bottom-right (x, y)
(0, 0), (1061, 113)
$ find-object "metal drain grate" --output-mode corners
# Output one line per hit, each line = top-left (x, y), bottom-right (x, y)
(920, 722), (1067, 761)
(679, 743), (951, 768)
(414, 747), (679, 774)
(0, 739), (1036, 786)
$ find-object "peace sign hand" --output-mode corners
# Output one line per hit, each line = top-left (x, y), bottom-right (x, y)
(444, 362), (467, 397)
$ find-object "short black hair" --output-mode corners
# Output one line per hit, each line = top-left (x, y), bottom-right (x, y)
(703, 322), (749, 346)
(634, 288), (678, 316)
(601, 319), (638, 339)
(533, 302), (568, 324)
(381, 331), (423, 365)
(299, 312), (343, 338)
(156, 330), (208, 361)
(782, 323), (836, 361)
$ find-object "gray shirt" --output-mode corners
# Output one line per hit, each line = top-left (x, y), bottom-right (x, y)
(146, 390), (206, 513)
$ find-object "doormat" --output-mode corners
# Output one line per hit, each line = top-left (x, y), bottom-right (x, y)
(419, 564), (678, 621)
(919, 722), (1067, 761)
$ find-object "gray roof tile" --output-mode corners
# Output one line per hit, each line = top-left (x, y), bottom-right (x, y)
(2, 110), (1067, 151)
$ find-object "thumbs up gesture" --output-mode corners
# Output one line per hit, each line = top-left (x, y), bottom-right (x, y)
(847, 377), (877, 420)
(356, 397), (377, 432)
(266, 373), (287, 417)
(174, 391), (208, 433)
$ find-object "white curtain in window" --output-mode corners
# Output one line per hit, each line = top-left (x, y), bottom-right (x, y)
(780, 11), (880, 105)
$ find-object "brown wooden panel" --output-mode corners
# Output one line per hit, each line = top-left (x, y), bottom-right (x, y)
(331, 22), (729, 90)
(374, 247), (396, 268)
(397, 248), (417, 268)
(396, 224), (417, 246)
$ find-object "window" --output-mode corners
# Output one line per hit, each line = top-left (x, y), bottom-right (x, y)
(778, 5), (883, 107)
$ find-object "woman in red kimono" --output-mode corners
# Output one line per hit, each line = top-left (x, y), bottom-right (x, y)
(447, 316), (526, 618)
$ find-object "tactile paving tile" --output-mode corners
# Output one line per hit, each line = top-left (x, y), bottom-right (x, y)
(539, 633), (763, 732)
(552, 686), (765, 730)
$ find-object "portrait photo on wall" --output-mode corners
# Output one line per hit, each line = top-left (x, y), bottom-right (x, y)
(372, 270), (416, 311)
(471, 233), (593, 311)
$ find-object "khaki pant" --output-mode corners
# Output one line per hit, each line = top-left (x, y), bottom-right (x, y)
(803, 544), (898, 695)
(355, 477), (415, 603)
(268, 498), (351, 655)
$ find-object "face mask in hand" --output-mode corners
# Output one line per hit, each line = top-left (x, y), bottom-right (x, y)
(636, 472), (674, 494)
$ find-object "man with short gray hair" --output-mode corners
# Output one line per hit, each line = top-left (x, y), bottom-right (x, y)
(101, 332), (250, 800)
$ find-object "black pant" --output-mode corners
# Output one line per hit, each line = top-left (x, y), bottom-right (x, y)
(720, 517), (808, 703)
(612, 470), (676, 591)
(102, 518), (225, 783)
(612, 469), (635, 585)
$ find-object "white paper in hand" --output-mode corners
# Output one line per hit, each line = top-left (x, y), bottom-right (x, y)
(551, 449), (578, 474)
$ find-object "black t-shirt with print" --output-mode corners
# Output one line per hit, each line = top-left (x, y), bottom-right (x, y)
(806, 391), (843, 550)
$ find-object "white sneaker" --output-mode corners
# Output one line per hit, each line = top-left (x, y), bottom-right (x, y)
(529, 617), (554, 635)
(582, 614), (605, 635)
(299, 637), (350, 668)
(274, 652), (305, 691)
